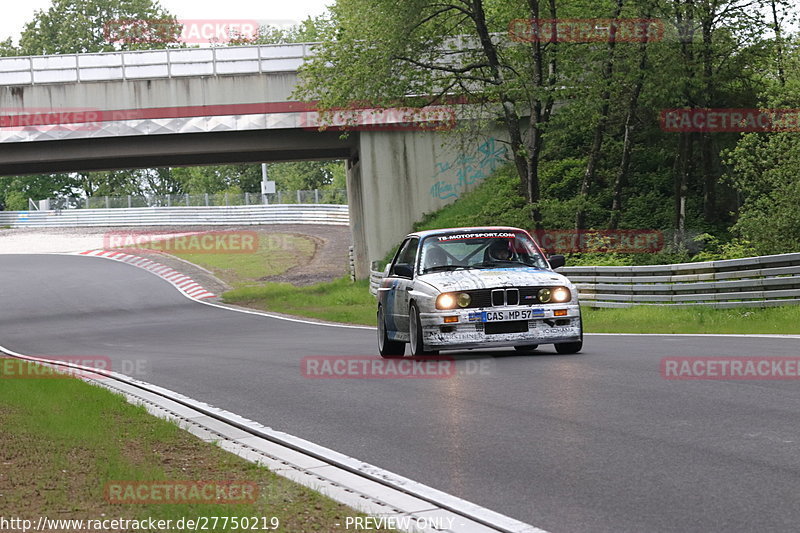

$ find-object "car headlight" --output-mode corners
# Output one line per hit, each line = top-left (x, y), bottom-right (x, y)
(436, 292), (471, 310)
(538, 288), (552, 303)
(457, 292), (471, 307)
(436, 293), (456, 310)
(552, 287), (571, 303)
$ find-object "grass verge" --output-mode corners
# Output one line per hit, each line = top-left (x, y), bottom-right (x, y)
(223, 277), (376, 325)
(0, 359), (393, 531)
(583, 305), (800, 334)
(129, 232), (316, 287)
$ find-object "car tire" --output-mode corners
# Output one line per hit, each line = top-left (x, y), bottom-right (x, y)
(555, 341), (582, 354)
(514, 344), (539, 352)
(554, 316), (583, 354)
(378, 306), (405, 358)
(409, 303), (438, 356)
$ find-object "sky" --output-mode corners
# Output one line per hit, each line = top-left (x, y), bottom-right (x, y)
(1, 0), (333, 43)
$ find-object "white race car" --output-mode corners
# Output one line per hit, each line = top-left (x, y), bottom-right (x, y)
(377, 227), (583, 357)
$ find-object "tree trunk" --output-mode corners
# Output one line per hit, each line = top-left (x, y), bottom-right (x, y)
(609, 6), (652, 230)
(674, 132), (692, 248)
(771, 0), (786, 86)
(470, 0), (532, 213)
(673, 0), (696, 247)
(700, 17), (715, 222)
(575, 0), (623, 230)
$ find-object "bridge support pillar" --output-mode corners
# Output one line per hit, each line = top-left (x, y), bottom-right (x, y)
(346, 157), (370, 279)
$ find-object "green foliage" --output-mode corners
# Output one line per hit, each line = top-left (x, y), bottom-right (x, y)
(269, 160), (345, 191)
(224, 277), (375, 325)
(724, 42), (800, 255)
(414, 166), (531, 232)
(3, 190), (28, 211)
(19, 0), (180, 54)
(229, 15), (332, 45)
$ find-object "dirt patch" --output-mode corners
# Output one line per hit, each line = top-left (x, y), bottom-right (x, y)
(46, 224), (354, 296)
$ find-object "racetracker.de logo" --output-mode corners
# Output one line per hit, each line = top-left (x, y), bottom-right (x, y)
(299, 106), (456, 132)
(660, 108), (800, 132)
(104, 19), (259, 44)
(104, 481), (258, 504)
(532, 229), (664, 254)
(661, 357), (800, 380)
(0, 108), (101, 131)
(509, 18), (665, 43)
(0, 356), (112, 379)
(103, 230), (259, 254)
(301, 356), (482, 379)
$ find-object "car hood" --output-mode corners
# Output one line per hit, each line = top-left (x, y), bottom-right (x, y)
(418, 267), (571, 292)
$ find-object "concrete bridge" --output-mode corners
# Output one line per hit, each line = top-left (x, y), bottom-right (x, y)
(0, 44), (509, 277)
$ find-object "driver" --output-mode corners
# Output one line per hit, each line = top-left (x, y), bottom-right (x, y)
(487, 239), (514, 261)
(424, 245), (449, 270)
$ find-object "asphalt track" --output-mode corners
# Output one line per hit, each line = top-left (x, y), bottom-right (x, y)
(2, 254), (800, 532)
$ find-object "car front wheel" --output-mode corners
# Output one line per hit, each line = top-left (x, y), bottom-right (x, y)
(554, 316), (583, 354)
(409, 303), (438, 356)
(555, 340), (583, 354)
(378, 306), (405, 358)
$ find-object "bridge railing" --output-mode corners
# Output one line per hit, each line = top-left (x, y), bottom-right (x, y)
(0, 204), (349, 228)
(0, 43), (316, 85)
(368, 253), (800, 308)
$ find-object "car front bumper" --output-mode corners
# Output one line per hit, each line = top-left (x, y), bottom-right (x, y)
(418, 304), (582, 350)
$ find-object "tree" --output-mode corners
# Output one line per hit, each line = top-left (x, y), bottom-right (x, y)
(296, 0), (577, 227)
(724, 33), (800, 254)
(19, 0), (180, 55)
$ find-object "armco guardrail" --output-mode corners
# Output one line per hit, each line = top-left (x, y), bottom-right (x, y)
(0, 204), (348, 228)
(369, 253), (800, 308)
(562, 253), (800, 308)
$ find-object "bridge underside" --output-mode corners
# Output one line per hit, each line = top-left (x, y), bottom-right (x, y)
(0, 129), (358, 176)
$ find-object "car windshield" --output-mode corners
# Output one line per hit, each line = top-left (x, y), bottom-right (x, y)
(419, 230), (548, 273)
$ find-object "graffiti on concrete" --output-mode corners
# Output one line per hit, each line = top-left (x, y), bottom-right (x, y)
(430, 138), (509, 200)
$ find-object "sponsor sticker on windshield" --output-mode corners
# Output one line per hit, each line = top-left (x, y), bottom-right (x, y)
(437, 231), (517, 241)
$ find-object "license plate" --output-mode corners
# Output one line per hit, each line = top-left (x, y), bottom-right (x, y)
(469, 308), (544, 322)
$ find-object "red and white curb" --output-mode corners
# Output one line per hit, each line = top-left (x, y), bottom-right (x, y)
(78, 249), (216, 299)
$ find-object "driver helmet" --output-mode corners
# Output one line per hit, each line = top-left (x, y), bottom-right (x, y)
(487, 239), (513, 261)
(425, 245), (449, 269)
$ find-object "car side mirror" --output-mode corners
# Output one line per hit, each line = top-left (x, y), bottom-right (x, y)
(548, 254), (565, 270)
(393, 263), (414, 278)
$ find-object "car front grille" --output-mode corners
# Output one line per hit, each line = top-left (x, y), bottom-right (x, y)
(458, 286), (547, 308)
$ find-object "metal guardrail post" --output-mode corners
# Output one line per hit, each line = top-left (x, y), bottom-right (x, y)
(297, 190), (302, 203)
(204, 193), (209, 206)
(314, 189), (320, 203)
(105, 196), (110, 209)
(128, 195), (131, 208)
